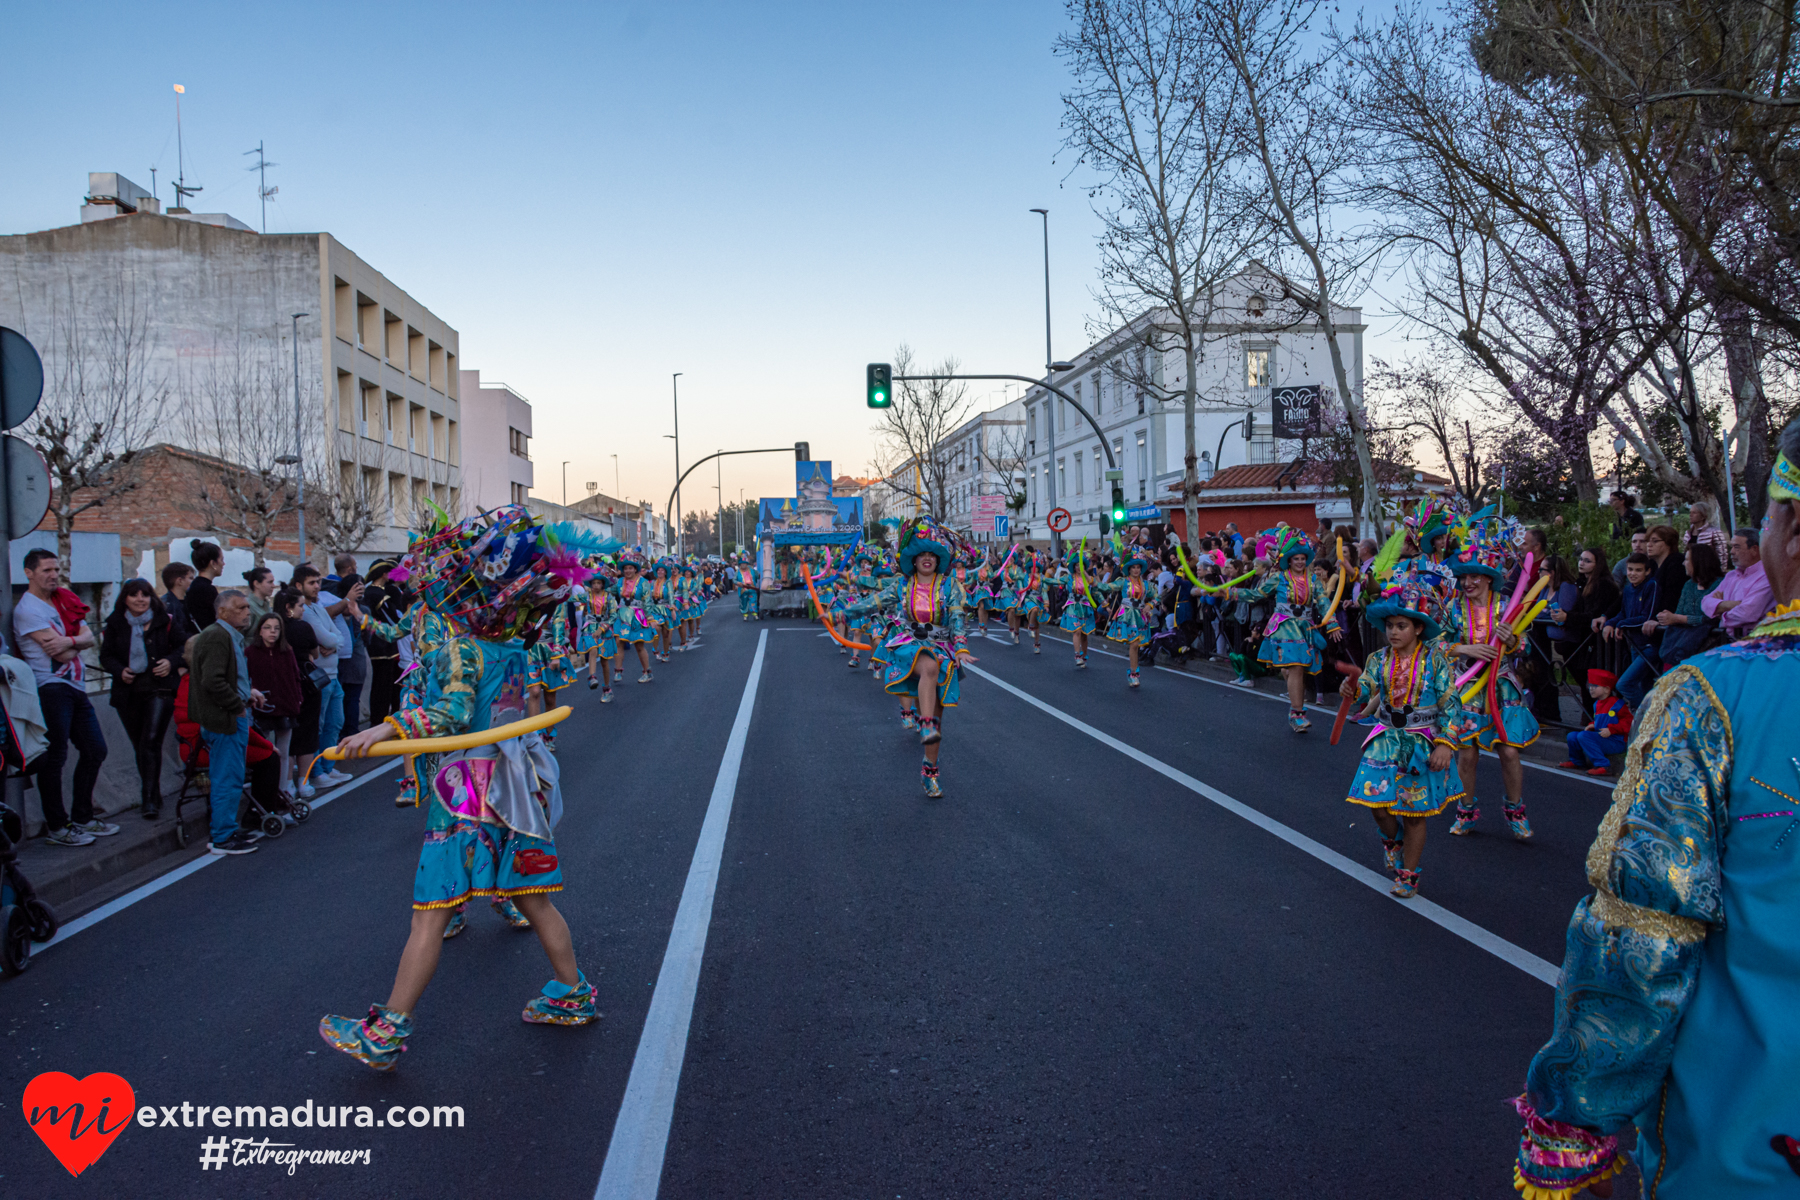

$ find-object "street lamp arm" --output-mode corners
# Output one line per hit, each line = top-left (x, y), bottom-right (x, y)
(665, 447), (800, 535)
(894, 373), (1117, 470)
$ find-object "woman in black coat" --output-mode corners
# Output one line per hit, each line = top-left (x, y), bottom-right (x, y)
(99, 578), (187, 819)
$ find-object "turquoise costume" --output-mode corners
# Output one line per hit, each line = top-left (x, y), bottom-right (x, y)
(1344, 643), (1465, 817)
(844, 573), (968, 706)
(394, 636), (565, 910)
(736, 561), (759, 616)
(613, 575), (658, 643)
(1513, 603), (1800, 1198)
(1058, 565), (1098, 635)
(1098, 573), (1160, 648)
(529, 602), (579, 694)
(583, 587), (618, 660)
(1012, 563), (1047, 622)
(1230, 567), (1338, 670)
(1440, 595), (1539, 749)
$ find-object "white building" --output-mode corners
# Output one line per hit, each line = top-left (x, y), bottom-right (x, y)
(1016, 268), (1363, 543)
(458, 371), (534, 510)
(1, 172), (465, 557)
(938, 399), (1026, 545)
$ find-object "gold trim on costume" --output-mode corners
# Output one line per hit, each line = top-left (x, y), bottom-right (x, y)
(1589, 889), (1707, 944)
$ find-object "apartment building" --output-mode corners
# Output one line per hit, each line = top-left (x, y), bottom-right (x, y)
(938, 400), (1026, 545)
(1016, 268), (1363, 543)
(459, 370), (534, 510)
(0, 172), (463, 557)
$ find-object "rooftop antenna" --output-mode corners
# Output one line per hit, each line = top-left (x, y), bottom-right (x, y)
(243, 141), (278, 233)
(170, 84), (202, 213)
(149, 166), (158, 204)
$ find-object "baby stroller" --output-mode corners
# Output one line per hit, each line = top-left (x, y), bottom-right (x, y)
(0, 694), (55, 975)
(172, 676), (309, 846)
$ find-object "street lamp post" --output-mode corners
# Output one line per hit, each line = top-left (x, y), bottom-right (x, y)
(291, 312), (308, 564)
(1030, 208), (1060, 556)
(561, 461), (569, 506)
(715, 450), (723, 557)
(671, 373), (683, 558)
(611, 454), (619, 501)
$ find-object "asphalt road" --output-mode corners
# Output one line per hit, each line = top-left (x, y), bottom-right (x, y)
(3, 606), (1632, 1198)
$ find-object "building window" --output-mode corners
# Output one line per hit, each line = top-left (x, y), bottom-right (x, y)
(508, 427), (531, 459)
(1057, 457), (1065, 500)
(1247, 293), (1267, 318)
(510, 482), (528, 505)
(1247, 347), (1271, 390)
(1136, 431), (1148, 500)
(1093, 451), (1102, 492)
(1073, 452), (1083, 494)
(1028, 406), (1036, 443)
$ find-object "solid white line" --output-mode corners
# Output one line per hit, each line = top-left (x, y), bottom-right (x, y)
(40, 760), (400, 952)
(963, 662), (1562, 987)
(1024, 630), (1610, 789)
(595, 628), (767, 1200)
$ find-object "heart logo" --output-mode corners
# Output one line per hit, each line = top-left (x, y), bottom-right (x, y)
(22, 1071), (136, 1177)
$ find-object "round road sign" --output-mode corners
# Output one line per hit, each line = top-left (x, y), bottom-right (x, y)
(1047, 507), (1072, 533)
(0, 327), (45, 432)
(3, 435), (49, 539)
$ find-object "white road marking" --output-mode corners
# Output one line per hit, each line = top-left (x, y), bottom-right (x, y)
(39, 760), (401, 952)
(963, 662), (1562, 987)
(1023, 630), (1610, 789)
(595, 628), (767, 1200)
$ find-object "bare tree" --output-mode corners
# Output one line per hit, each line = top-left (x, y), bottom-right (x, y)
(1059, 0), (1257, 553)
(1205, 0), (1384, 532)
(871, 346), (975, 521)
(21, 272), (170, 562)
(310, 439), (384, 560)
(178, 329), (311, 567)
(1369, 353), (1501, 506)
(979, 423), (1031, 516)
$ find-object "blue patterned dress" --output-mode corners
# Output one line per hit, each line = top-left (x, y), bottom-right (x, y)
(1057, 569), (1098, 634)
(613, 577), (659, 644)
(1440, 595), (1539, 749)
(844, 574), (968, 705)
(1098, 575), (1160, 647)
(1229, 568), (1338, 670)
(1344, 643), (1465, 816)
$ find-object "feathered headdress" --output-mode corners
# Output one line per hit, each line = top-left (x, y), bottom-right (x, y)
(1269, 526), (1314, 567)
(1365, 563), (1445, 642)
(896, 516), (966, 576)
(1449, 506), (1521, 579)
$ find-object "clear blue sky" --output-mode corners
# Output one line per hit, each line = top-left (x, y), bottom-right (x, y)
(3, 0), (1122, 514)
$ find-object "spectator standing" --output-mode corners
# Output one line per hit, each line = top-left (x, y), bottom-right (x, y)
(277, 590), (323, 798)
(98, 579), (185, 820)
(294, 566), (355, 787)
(1558, 547), (1619, 718)
(1612, 529), (1649, 590)
(1527, 554), (1577, 724)
(187, 589), (263, 855)
(1701, 527), (1774, 638)
(328, 558), (369, 737)
(186, 540), (224, 630)
(1683, 498), (1730, 560)
(1645, 524), (1691, 627)
(360, 559), (404, 726)
(162, 562), (199, 641)
(242, 566), (278, 624)
(1604, 553), (1663, 709)
(246, 612), (303, 801)
(12, 549), (115, 846)
(1608, 491), (1645, 540)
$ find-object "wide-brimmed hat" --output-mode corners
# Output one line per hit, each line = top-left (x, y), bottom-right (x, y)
(897, 517), (963, 576)
(1269, 527), (1314, 566)
(1365, 566), (1443, 642)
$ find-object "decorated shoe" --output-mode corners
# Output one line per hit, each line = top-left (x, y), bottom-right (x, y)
(901, 709), (920, 731)
(614, 669), (624, 682)
(1076, 655), (1088, 669)
(919, 717), (941, 746)
(638, 672), (654, 684)
(1033, 643), (1041, 655)
(1288, 711), (1311, 733)
(847, 655), (860, 668)
(601, 689), (614, 703)
(1448, 804), (1481, 836)
(491, 897), (532, 929)
(1505, 804), (1534, 841)
(522, 974), (598, 1026)
(921, 760), (942, 799)
(1381, 837), (1404, 874)
(319, 1004), (412, 1071)
(1128, 670), (1140, 688)
(587, 678), (599, 690)
(1011, 630), (1020, 644)
(1390, 867), (1421, 899)
(441, 909), (466, 939)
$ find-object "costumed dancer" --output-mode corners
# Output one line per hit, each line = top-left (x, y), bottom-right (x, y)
(1012, 550), (1047, 654)
(529, 598), (579, 746)
(1340, 567), (1466, 899)
(1440, 511), (1538, 840)
(1506, 420), (1800, 1200)
(970, 550), (999, 633)
(1097, 548), (1160, 686)
(843, 550), (878, 670)
(1057, 549), (1098, 667)
(680, 563), (703, 649)
(613, 555), (659, 682)
(320, 505), (602, 1069)
(1222, 527), (1342, 730)
(1002, 549), (1035, 645)
(649, 562), (676, 660)
(737, 551), (760, 620)
(842, 517), (973, 797)
(582, 573), (619, 703)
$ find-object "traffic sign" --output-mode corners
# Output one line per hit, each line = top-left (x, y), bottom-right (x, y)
(0, 327), (45, 431)
(1047, 507), (1072, 533)
(4, 435), (49, 539)
(971, 493), (1004, 533)
(993, 514), (1009, 538)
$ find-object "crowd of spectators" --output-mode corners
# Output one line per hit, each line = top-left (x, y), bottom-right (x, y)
(10, 540), (414, 857)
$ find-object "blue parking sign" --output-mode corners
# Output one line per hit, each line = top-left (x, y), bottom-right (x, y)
(993, 514), (1009, 537)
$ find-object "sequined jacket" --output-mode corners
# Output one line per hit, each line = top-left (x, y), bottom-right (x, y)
(1520, 612), (1800, 1197)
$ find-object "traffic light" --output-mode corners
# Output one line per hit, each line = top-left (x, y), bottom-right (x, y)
(1244, 410), (1256, 442)
(795, 442), (810, 461)
(1110, 484), (1126, 525)
(867, 362), (892, 408)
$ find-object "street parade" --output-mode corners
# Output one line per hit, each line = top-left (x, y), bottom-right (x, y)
(7, 2), (1800, 1196)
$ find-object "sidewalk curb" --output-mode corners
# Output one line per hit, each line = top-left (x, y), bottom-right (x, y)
(34, 811), (211, 913)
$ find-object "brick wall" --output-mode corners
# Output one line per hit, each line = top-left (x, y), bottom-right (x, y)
(35, 443), (304, 576)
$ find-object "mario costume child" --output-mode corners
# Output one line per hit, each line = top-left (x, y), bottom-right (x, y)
(1560, 669), (1633, 776)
